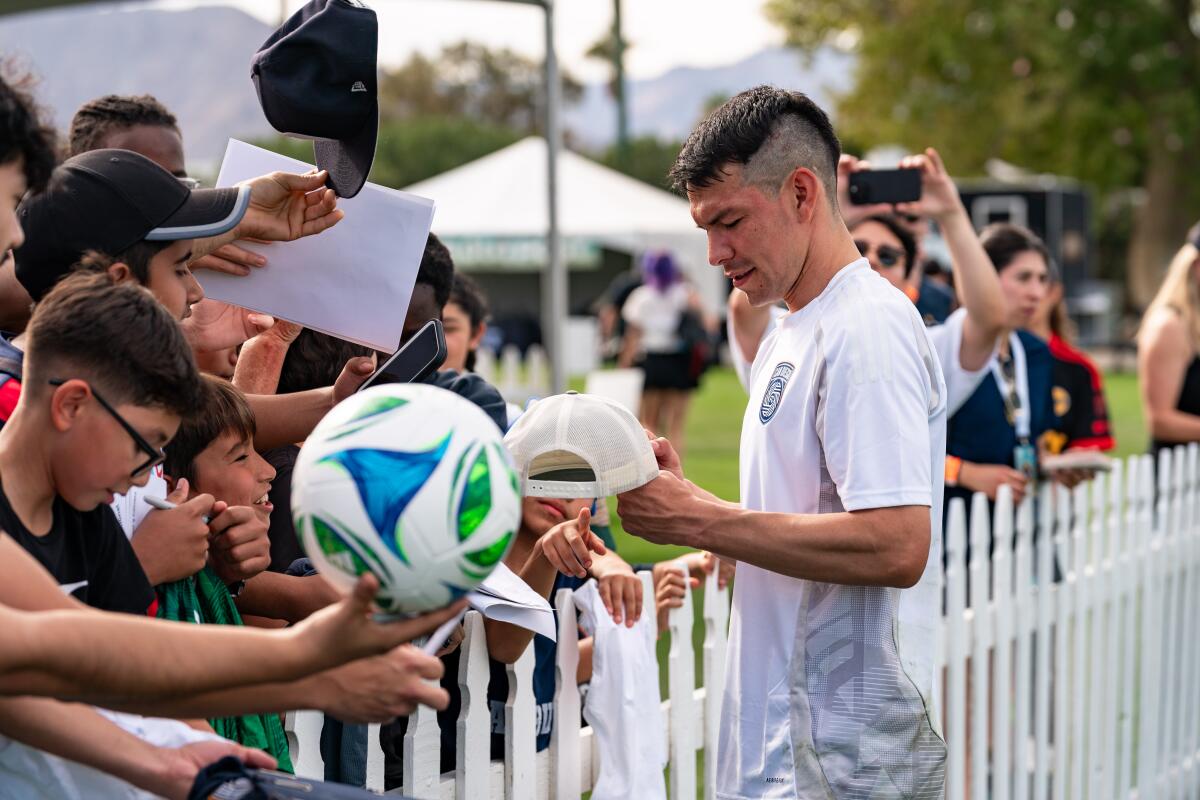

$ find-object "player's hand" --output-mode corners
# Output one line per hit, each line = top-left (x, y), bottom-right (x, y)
(315, 644), (448, 723)
(646, 431), (684, 480)
(535, 506), (606, 578)
(295, 574), (469, 666)
(894, 147), (965, 224)
(617, 470), (705, 548)
(234, 170), (344, 243)
(207, 505), (272, 585)
(183, 299), (275, 352)
(150, 739), (276, 800)
(130, 480), (221, 585)
(332, 355), (377, 405)
(189, 241), (269, 277)
(959, 462), (1029, 505)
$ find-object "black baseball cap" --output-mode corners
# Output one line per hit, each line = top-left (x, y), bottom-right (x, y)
(14, 149), (250, 301)
(251, 0), (378, 199)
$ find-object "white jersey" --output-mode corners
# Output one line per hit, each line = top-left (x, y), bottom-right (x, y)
(717, 259), (948, 799)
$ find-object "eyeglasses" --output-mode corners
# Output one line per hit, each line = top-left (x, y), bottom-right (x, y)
(177, 176), (202, 190)
(49, 379), (165, 478)
(854, 239), (905, 269)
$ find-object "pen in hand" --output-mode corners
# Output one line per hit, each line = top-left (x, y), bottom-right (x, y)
(143, 494), (212, 525)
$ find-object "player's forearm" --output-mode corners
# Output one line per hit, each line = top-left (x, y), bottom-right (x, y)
(247, 388), (333, 451)
(693, 503), (931, 588)
(107, 674), (327, 719)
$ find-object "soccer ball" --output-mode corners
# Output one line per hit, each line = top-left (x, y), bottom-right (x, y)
(292, 383), (521, 615)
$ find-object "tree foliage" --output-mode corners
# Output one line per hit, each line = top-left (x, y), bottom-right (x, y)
(767, 0), (1200, 302)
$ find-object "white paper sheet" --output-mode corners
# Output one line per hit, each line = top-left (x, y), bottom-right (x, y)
(207, 139), (435, 352)
(467, 562), (557, 641)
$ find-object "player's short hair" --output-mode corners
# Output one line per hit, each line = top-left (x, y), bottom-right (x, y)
(669, 85), (841, 206)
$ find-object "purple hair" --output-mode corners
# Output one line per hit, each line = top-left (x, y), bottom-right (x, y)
(641, 250), (681, 291)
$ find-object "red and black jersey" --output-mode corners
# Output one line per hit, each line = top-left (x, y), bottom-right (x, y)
(1039, 333), (1115, 454)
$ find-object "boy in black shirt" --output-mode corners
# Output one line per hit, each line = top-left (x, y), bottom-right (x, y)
(0, 271), (203, 614)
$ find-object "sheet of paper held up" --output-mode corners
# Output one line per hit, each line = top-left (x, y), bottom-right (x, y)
(468, 562), (558, 641)
(206, 139), (435, 352)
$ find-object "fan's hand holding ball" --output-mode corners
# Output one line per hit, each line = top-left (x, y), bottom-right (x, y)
(292, 384), (522, 615)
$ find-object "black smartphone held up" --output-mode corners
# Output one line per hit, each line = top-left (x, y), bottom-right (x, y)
(357, 319), (448, 392)
(848, 168), (922, 205)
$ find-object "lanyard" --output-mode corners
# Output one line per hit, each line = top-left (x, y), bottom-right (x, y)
(989, 332), (1030, 441)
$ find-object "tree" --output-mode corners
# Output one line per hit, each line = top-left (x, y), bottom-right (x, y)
(597, 135), (683, 191)
(766, 0), (1200, 306)
(378, 41), (583, 136)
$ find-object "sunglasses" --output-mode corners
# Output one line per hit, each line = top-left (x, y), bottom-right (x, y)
(49, 379), (166, 478)
(854, 240), (905, 269)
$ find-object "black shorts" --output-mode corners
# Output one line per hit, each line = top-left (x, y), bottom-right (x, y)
(640, 351), (697, 391)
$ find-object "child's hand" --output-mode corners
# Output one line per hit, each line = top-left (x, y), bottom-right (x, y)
(654, 566), (693, 634)
(535, 506), (606, 579)
(598, 570), (643, 628)
(207, 505), (271, 585)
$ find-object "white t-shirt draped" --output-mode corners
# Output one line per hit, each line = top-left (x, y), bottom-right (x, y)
(621, 283), (690, 354)
(717, 259), (948, 799)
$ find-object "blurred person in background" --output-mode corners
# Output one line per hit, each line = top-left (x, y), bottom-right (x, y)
(1138, 221), (1200, 458)
(1030, 264), (1115, 455)
(443, 273), (489, 373)
(619, 250), (711, 455)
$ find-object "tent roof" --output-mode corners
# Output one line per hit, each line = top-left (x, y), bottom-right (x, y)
(403, 136), (700, 238)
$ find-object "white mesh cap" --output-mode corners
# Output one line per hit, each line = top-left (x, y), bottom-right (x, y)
(503, 391), (659, 498)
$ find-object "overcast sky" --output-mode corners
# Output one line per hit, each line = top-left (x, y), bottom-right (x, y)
(150, 0), (783, 82)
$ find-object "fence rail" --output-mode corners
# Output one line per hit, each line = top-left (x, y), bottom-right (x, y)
(286, 444), (1200, 798)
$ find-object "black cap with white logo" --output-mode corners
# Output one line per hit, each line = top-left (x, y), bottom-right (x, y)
(14, 149), (250, 301)
(251, 0), (379, 199)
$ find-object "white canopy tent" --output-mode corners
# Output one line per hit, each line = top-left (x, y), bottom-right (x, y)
(403, 136), (723, 311)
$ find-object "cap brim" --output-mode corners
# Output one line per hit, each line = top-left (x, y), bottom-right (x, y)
(145, 185), (250, 241)
(313, 103), (377, 199)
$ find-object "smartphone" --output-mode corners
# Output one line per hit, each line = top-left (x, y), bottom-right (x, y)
(848, 168), (922, 205)
(357, 319), (448, 392)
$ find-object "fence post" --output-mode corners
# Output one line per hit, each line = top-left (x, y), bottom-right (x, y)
(1183, 445), (1200, 786)
(402, 683), (443, 797)
(1069, 481), (1089, 800)
(1138, 453), (1162, 799)
(992, 486), (1015, 800)
(945, 497), (968, 800)
(1013, 494), (1035, 800)
(702, 565), (730, 800)
(550, 587), (581, 800)
(454, 611), (492, 800)
(504, 640), (537, 800)
(1087, 471), (1111, 800)
(1117, 456), (1141, 798)
(1051, 485), (1072, 800)
(667, 562), (697, 800)
(969, 491), (991, 800)
(283, 710), (324, 780)
(1032, 482), (1054, 800)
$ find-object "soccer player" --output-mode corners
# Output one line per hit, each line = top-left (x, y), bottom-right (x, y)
(618, 86), (949, 798)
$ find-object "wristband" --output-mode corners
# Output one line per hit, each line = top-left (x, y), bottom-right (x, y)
(945, 455), (963, 487)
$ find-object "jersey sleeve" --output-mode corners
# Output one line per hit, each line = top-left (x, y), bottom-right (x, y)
(89, 507), (157, 615)
(620, 287), (648, 328)
(1066, 360), (1115, 451)
(817, 298), (936, 512)
(925, 308), (995, 417)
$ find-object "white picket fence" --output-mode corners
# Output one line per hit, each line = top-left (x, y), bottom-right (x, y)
(285, 444), (1200, 799)
(285, 568), (730, 798)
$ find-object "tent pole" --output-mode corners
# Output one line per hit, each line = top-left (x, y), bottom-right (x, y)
(542, 0), (566, 393)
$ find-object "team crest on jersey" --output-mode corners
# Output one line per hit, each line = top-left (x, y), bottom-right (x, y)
(759, 362), (795, 424)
